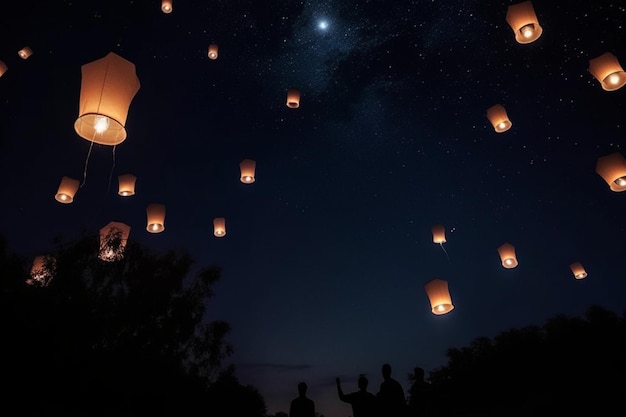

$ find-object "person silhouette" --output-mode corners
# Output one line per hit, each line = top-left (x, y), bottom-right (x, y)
(289, 381), (315, 417)
(336, 374), (379, 417)
(407, 367), (435, 417)
(377, 363), (408, 416)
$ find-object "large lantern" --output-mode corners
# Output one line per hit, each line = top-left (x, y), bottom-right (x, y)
(588, 52), (626, 91)
(424, 279), (454, 315)
(497, 242), (518, 268)
(0, 61), (7, 77)
(18, 47), (33, 60)
(213, 217), (226, 237)
(28, 255), (56, 287)
(161, 0), (172, 13)
(74, 52), (140, 146)
(146, 203), (166, 233)
(506, 1), (543, 44)
(118, 173), (137, 196)
(286, 88), (300, 108)
(596, 152), (626, 192)
(486, 104), (512, 133)
(240, 159), (256, 184)
(569, 262), (588, 280)
(432, 224), (446, 244)
(55, 176), (80, 203)
(208, 44), (219, 60)
(99, 221), (131, 261)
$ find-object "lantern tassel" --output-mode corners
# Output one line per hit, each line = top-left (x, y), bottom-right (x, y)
(439, 242), (450, 264)
(80, 139), (95, 188)
(106, 145), (116, 196)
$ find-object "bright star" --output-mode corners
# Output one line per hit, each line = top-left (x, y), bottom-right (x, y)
(318, 20), (328, 30)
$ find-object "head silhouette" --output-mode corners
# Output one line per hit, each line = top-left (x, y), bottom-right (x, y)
(382, 363), (392, 380)
(298, 382), (308, 396)
(358, 375), (368, 391)
(414, 367), (425, 381)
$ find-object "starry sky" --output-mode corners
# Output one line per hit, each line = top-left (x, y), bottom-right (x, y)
(1, 1), (625, 416)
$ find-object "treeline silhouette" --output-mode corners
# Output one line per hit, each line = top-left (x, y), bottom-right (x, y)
(1, 232), (624, 416)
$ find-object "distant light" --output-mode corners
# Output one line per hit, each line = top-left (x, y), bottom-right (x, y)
(318, 20), (328, 30)
(607, 73), (621, 86)
(498, 122), (507, 130)
(520, 24), (535, 39)
(505, 258), (514, 266)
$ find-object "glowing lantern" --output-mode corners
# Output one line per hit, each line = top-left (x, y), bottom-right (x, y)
(18, 47), (33, 59)
(506, 1), (543, 44)
(208, 44), (219, 60)
(588, 52), (626, 91)
(240, 159), (256, 184)
(286, 88), (300, 108)
(486, 104), (512, 133)
(432, 224), (446, 244)
(595, 152), (626, 192)
(146, 203), (166, 233)
(74, 52), (141, 146)
(118, 173), (137, 196)
(424, 278), (454, 315)
(0, 61), (7, 77)
(99, 221), (130, 262)
(497, 242), (518, 268)
(213, 217), (226, 237)
(569, 262), (588, 280)
(55, 176), (80, 203)
(28, 255), (56, 287)
(161, 0), (172, 13)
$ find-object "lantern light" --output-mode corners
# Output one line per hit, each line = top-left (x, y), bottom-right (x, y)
(286, 88), (301, 108)
(213, 217), (226, 237)
(118, 173), (137, 196)
(595, 152), (626, 192)
(486, 104), (512, 133)
(588, 52), (626, 91)
(0, 61), (7, 77)
(424, 278), (454, 315)
(208, 44), (218, 60)
(569, 262), (588, 280)
(74, 52), (140, 146)
(497, 242), (518, 268)
(99, 221), (131, 262)
(18, 47), (33, 60)
(28, 255), (56, 287)
(55, 176), (80, 203)
(146, 203), (166, 233)
(161, 0), (172, 13)
(506, 1), (543, 44)
(432, 224), (446, 244)
(240, 159), (256, 184)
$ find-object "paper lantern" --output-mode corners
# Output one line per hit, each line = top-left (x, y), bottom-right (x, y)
(29, 255), (56, 287)
(208, 44), (218, 60)
(161, 0), (172, 13)
(240, 159), (256, 184)
(596, 152), (626, 192)
(588, 52), (626, 91)
(0, 61), (7, 77)
(55, 176), (80, 203)
(424, 279), (454, 315)
(506, 1), (543, 44)
(99, 221), (131, 261)
(432, 224), (446, 244)
(18, 47), (33, 60)
(569, 262), (588, 280)
(486, 104), (512, 133)
(497, 242), (518, 268)
(118, 173), (137, 196)
(213, 217), (226, 237)
(74, 52), (141, 146)
(146, 203), (166, 233)
(286, 88), (300, 108)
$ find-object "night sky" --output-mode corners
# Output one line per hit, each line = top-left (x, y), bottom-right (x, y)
(1, 1), (625, 416)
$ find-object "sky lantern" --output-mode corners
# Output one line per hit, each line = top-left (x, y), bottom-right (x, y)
(588, 52), (626, 91)
(213, 217), (226, 237)
(240, 158), (256, 184)
(286, 88), (300, 108)
(0, 61), (7, 77)
(146, 203), (166, 233)
(208, 44), (218, 60)
(497, 242), (518, 268)
(74, 52), (140, 146)
(55, 176), (80, 203)
(569, 262), (588, 280)
(18, 47), (33, 59)
(506, 1), (543, 44)
(161, 0), (172, 13)
(28, 255), (56, 287)
(99, 221), (131, 262)
(424, 278), (454, 315)
(595, 152), (626, 192)
(432, 224), (446, 244)
(486, 104), (512, 133)
(118, 173), (137, 196)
